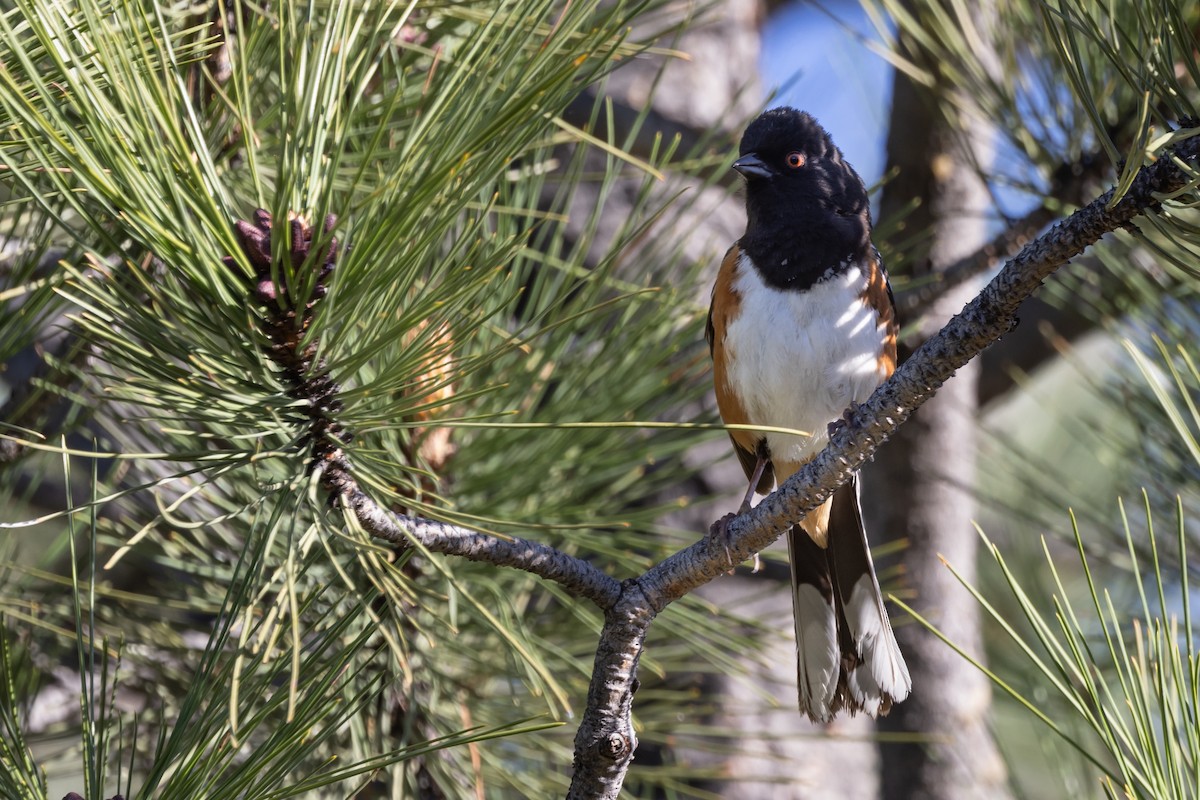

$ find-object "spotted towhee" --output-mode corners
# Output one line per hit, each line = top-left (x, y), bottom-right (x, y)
(707, 107), (911, 722)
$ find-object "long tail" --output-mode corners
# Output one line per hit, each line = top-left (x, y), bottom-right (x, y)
(788, 473), (911, 722)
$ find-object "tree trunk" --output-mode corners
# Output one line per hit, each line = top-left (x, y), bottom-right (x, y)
(596, 0), (1016, 795)
(869, 10), (1012, 799)
(629, 0), (895, 793)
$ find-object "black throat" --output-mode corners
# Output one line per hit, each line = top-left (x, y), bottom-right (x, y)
(739, 196), (872, 291)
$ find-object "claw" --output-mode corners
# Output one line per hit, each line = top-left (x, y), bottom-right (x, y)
(709, 450), (770, 573)
(828, 401), (862, 438)
(708, 506), (764, 573)
(709, 511), (738, 570)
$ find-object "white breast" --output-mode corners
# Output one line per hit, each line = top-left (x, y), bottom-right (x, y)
(722, 252), (889, 474)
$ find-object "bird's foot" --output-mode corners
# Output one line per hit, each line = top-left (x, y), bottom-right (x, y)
(827, 401), (862, 438)
(708, 512), (737, 570)
(708, 506), (761, 573)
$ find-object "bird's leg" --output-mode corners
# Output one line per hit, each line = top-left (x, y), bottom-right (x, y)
(709, 454), (769, 572)
(739, 455), (767, 515)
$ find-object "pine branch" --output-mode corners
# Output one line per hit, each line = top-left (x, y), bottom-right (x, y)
(230, 209), (625, 612)
(328, 478), (624, 610)
(564, 132), (1200, 799)
(235, 132), (1197, 797)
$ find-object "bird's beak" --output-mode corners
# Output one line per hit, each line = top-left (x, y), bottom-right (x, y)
(732, 153), (773, 180)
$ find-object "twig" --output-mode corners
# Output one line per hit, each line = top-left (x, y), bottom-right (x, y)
(894, 154), (1106, 318)
(325, 472), (623, 610)
(895, 202), (1058, 316)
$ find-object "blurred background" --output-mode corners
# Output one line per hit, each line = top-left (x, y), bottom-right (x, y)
(1, 1), (1197, 798)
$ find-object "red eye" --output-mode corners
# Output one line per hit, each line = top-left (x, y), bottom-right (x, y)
(786, 152), (806, 169)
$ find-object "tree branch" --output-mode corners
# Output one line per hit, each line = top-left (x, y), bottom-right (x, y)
(894, 154), (1106, 320)
(324, 471), (624, 610)
(895, 202), (1058, 317)
(564, 134), (1199, 799)
(252, 136), (1196, 799)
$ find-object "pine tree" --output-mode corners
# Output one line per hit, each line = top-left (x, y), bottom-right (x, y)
(1, 1), (1198, 799)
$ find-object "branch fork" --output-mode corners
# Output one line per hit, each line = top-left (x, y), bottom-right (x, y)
(233, 132), (1198, 800)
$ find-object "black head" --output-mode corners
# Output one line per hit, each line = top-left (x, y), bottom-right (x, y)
(733, 107), (872, 290)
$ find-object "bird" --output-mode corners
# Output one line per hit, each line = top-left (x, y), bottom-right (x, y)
(706, 106), (911, 722)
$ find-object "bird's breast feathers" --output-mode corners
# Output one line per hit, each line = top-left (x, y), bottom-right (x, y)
(719, 251), (890, 471)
